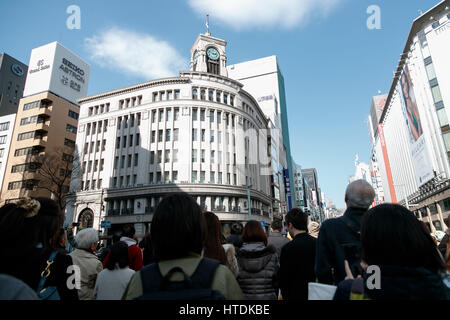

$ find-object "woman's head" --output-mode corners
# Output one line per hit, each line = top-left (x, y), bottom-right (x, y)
(361, 204), (446, 273)
(203, 211), (227, 265)
(242, 220), (267, 246)
(105, 241), (129, 270)
(0, 197), (63, 251)
(150, 193), (206, 261)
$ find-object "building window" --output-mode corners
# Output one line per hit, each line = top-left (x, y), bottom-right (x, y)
(159, 109), (164, 122)
(135, 134), (140, 146)
(210, 130), (214, 143)
(192, 89), (198, 100)
(192, 108), (198, 121)
(173, 149), (178, 163)
(192, 129), (198, 141)
(210, 172), (215, 183)
(158, 130), (163, 142)
(192, 171), (197, 183)
(174, 108), (180, 121)
(123, 136), (127, 148)
(192, 149), (197, 162)
(0, 135), (7, 145)
(211, 150), (215, 164)
(128, 155), (132, 167)
(134, 153), (139, 166)
(66, 124), (77, 134)
(151, 131), (156, 143)
(150, 151), (155, 164)
(17, 131), (34, 141)
(201, 149), (205, 163)
(157, 150), (162, 164)
(173, 129), (179, 141)
(167, 109), (172, 122)
(129, 134), (133, 147)
(200, 109), (205, 121)
(116, 137), (120, 149)
(121, 156), (125, 168)
(201, 129), (205, 142)
(165, 150), (170, 163)
(0, 122), (10, 131)
(152, 110), (157, 123)
(175, 90), (180, 99)
(200, 171), (205, 183)
(68, 110), (79, 120)
(166, 129), (171, 142)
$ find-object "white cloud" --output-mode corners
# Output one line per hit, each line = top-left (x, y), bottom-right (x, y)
(84, 27), (186, 80)
(187, 0), (342, 30)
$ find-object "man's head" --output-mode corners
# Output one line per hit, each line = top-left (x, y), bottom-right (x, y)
(271, 218), (283, 232)
(75, 228), (99, 252)
(230, 222), (243, 235)
(285, 208), (309, 238)
(122, 224), (136, 239)
(345, 180), (375, 210)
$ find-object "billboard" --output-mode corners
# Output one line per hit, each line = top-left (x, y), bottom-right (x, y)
(369, 94), (388, 137)
(23, 42), (90, 104)
(399, 64), (434, 186)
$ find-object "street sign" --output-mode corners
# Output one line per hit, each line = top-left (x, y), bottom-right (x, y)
(101, 221), (111, 228)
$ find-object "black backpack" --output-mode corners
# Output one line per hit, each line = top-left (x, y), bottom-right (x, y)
(340, 216), (364, 278)
(136, 258), (226, 300)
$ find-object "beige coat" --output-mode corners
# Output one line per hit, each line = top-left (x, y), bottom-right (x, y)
(69, 249), (103, 300)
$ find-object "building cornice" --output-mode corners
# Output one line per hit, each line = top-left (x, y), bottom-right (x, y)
(78, 77), (190, 104)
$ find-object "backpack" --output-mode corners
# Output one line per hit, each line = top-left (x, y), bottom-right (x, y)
(136, 258), (226, 300)
(340, 216), (364, 278)
(349, 277), (371, 300)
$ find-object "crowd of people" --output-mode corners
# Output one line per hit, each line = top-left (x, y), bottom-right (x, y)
(0, 179), (449, 300)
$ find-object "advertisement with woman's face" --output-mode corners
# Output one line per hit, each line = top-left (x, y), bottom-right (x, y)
(401, 65), (423, 142)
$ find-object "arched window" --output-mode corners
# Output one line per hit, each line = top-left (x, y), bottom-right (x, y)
(78, 209), (94, 229)
(192, 88), (198, 100)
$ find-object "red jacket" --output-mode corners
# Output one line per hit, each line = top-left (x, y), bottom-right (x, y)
(103, 240), (143, 271)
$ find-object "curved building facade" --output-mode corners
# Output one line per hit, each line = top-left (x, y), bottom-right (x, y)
(66, 32), (273, 236)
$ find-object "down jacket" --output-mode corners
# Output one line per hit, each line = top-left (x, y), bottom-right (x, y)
(236, 242), (279, 300)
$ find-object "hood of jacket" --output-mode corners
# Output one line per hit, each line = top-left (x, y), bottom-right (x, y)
(237, 242), (276, 273)
(120, 236), (137, 247)
(365, 265), (449, 300)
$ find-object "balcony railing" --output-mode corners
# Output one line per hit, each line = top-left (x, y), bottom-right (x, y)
(231, 206), (241, 213)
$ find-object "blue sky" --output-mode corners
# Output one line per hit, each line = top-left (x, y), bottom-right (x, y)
(0, 0), (440, 208)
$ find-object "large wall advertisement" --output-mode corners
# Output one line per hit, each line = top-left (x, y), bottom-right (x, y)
(399, 64), (434, 186)
(23, 42), (90, 104)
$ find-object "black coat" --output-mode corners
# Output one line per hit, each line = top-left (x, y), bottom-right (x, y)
(333, 266), (449, 300)
(315, 207), (367, 285)
(236, 242), (279, 300)
(279, 233), (316, 300)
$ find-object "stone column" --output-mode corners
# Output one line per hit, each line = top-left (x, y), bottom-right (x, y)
(435, 202), (448, 231)
(425, 206), (437, 233)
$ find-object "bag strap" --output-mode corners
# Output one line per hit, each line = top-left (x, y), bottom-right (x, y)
(140, 263), (164, 293)
(189, 258), (220, 289)
(36, 251), (58, 293)
(140, 258), (220, 294)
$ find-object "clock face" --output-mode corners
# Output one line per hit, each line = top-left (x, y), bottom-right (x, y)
(207, 47), (219, 60)
(193, 51), (198, 64)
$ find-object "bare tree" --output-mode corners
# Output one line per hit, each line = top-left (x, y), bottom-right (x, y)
(32, 146), (81, 210)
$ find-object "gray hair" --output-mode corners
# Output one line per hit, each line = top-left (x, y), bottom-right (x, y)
(75, 228), (99, 249)
(345, 180), (375, 210)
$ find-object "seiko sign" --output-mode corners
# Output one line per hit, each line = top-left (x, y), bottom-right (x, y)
(23, 41), (90, 104)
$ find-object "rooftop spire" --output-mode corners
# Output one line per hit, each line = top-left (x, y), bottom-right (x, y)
(205, 14), (210, 36)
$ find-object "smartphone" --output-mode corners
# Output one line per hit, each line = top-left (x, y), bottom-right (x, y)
(72, 222), (80, 227)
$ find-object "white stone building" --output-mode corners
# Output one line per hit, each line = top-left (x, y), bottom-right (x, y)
(65, 31), (274, 236)
(0, 113), (16, 190)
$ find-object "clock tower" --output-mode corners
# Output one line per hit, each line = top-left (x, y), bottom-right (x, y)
(190, 26), (228, 77)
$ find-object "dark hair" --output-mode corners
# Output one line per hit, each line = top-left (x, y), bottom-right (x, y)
(242, 220), (267, 246)
(361, 204), (446, 273)
(285, 208), (308, 231)
(271, 217), (283, 231)
(203, 212), (227, 265)
(0, 198), (63, 280)
(122, 224), (135, 239)
(150, 193), (206, 261)
(230, 222), (243, 235)
(105, 241), (129, 270)
(0, 197), (63, 252)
